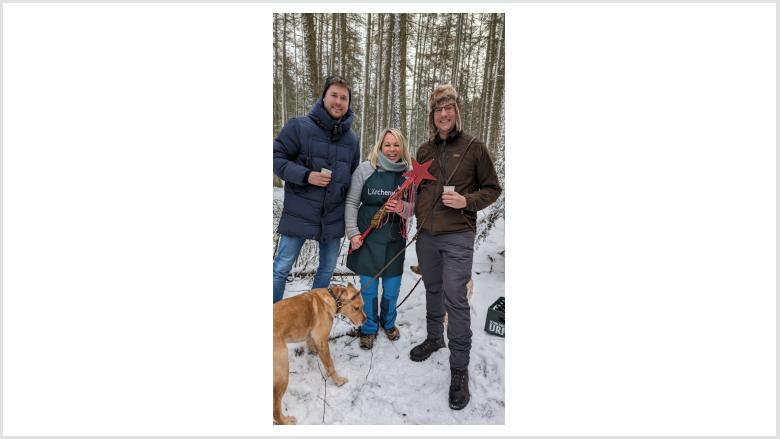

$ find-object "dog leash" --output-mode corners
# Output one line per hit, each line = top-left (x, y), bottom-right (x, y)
(394, 276), (423, 310)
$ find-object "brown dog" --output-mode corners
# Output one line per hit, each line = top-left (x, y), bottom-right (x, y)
(273, 283), (366, 425)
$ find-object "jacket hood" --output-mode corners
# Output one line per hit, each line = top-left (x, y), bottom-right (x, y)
(308, 98), (355, 141)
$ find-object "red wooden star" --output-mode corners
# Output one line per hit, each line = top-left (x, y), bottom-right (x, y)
(403, 159), (436, 186)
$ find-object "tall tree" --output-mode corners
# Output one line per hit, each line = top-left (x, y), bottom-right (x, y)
(339, 14), (348, 75)
(360, 14), (372, 158)
(329, 14), (337, 75)
(280, 14), (289, 124)
(291, 14), (300, 116)
(303, 14), (319, 103)
(273, 15), (280, 132)
(480, 14), (497, 140)
(399, 13), (408, 134)
(381, 15), (394, 129)
(373, 14), (384, 140)
(487, 16), (505, 151)
(451, 14), (463, 87)
(409, 14), (424, 147)
(316, 15), (323, 81)
(388, 14), (401, 129)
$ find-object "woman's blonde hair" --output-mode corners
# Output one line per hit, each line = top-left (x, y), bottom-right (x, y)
(368, 128), (412, 170)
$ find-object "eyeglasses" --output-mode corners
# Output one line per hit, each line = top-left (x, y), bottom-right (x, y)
(434, 104), (456, 114)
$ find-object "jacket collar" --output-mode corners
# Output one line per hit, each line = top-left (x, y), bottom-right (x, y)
(432, 129), (462, 145)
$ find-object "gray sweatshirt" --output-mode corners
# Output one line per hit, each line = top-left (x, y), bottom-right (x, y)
(345, 161), (414, 239)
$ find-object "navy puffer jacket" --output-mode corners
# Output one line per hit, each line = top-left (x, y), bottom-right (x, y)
(273, 99), (361, 241)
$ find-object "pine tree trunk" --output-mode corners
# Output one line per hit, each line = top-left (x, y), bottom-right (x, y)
(303, 14), (319, 104)
(487, 15), (504, 151)
(399, 13), (408, 135)
(462, 14), (475, 133)
(273, 15), (280, 133)
(419, 14), (436, 146)
(374, 14), (384, 139)
(480, 14), (496, 141)
(292, 14), (300, 116)
(316, 15), (323, 81)
(409, 13), (423, 148)
(280, 15), (288, 123)
(451, 14), (463, 87)
(360, 14), (372, 159)
(382, 14), (394, 129)
(389, 14), (401, 129)
(329, 14), (337, 75)
(340, 14), (348, 76)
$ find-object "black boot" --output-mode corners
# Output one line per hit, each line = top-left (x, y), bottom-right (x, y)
(449, 367), (470, 410)
(409, 337), (446, 362)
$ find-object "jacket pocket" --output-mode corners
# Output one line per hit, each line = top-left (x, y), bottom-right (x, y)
(287, 181), (308, 195)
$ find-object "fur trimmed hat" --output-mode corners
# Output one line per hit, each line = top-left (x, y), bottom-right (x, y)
(427, 84), (463, 139)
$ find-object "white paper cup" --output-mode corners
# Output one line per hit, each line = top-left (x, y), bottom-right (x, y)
(321, 168), (332, 176)
(443, 185), (455, 193)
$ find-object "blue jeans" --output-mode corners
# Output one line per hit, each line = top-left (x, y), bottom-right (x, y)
(359, 274), (402, 335)
(272, 235), (341, 303)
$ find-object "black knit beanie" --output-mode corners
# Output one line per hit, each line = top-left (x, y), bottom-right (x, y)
(321, 75), (352, 108)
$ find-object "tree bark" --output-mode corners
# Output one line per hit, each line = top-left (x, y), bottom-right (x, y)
(451, 14), (463, 87)
(374, 14), (384, 139)
(360, 14), (372, 158)
(399, 13), (408, 134)
(316, 15), (323, 81)
(382, 14), (394, 129)
(329, 14), (337, 75)
(487, 15), (504, 151)
(291, 14), (300, 116)
(389, 14), (401, 129)
(340, 14), (348, 76)
(281, 14), (289, 123)
(303, 14), (320, 104)
(480, 14), (496, 141)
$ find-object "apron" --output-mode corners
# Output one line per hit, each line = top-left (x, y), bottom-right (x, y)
(346, 169), (406, 277)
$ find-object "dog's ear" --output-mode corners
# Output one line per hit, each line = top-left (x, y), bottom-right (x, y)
(347, 282), (354, 289)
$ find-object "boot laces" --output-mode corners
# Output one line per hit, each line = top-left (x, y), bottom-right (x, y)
(422, 338), (440, 351)
(451, 370), (467, 390)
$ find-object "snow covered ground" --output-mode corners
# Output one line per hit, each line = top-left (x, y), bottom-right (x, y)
(274, 187), (505, 425)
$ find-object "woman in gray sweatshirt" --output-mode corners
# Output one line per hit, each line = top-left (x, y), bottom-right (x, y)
(345, 128), (414, 350)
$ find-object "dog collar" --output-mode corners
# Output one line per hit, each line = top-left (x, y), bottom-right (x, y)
(327, 287), (342, 313)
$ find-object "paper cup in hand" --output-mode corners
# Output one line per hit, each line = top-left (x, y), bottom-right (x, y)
(443, 185), (455, 193)
(321, 168), (332, 176)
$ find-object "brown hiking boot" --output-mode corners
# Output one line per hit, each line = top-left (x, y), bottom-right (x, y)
(359, 333), (376, 350)
(384, 326), (400, 341)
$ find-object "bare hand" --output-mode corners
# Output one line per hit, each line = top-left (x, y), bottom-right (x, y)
(385, 199), (404, 213)
(350, 235), (364, 250)
(442, 192), (467, 209)
(308, 171), (331, 187)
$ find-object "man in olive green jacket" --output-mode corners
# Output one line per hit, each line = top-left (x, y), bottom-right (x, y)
(409, 84), (502, 411)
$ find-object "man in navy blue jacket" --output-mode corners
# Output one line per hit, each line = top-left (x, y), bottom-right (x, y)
(272, 76), (361, 303)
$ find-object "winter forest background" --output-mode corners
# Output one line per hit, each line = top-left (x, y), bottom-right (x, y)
(272, 13), (506, 424)
(273, 13), (506, 274)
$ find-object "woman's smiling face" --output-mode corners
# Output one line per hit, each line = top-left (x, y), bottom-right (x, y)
(381, 132), (401, 162)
